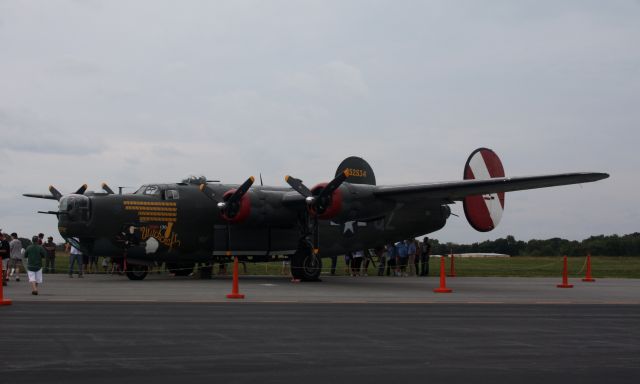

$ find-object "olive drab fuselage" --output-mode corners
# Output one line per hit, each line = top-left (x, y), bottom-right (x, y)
(57, 181), (449, 268)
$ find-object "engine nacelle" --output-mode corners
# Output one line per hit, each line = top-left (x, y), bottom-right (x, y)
(309, 183), (392, 223)
(219, 189), (298, 227)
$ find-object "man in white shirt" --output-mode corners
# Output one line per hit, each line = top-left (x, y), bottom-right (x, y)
(67, 238), (83, 278)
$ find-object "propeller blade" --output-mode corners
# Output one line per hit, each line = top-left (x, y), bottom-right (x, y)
(318, 169), (348, 200)
(199, 183), (220, 202)
(201, 177), (254, 219)
(49, 185), (63, 201)
(226, 176), (255, 206)
(285, 175), (313, 198)
(315, 169), (349, 213)
(74, 184), (88, 195)
(101, 182), (115, 194)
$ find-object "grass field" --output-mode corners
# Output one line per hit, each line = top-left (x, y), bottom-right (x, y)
(29, 253), (640, 279)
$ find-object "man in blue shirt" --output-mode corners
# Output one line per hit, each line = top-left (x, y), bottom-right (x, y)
(407, 239), (417, 276)
(385, 243), (396, 276)
(396, 241), (409, 277)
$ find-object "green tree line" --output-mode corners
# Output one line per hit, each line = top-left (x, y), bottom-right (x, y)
(429, 233), (640, 257)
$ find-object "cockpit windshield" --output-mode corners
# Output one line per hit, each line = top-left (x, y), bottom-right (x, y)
(143, 185), (160, 195)
(134, 185), (161, 195)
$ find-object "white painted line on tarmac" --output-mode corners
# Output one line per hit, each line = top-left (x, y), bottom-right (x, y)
(117, 300), (160, 302)
(261, 300), (296, 303)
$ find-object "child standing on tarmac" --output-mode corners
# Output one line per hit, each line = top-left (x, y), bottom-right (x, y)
(25, 236), (46, 295)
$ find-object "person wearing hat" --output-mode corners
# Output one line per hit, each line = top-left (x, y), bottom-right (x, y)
(25, 235), (46, 295)
(43, 236), (57, 273)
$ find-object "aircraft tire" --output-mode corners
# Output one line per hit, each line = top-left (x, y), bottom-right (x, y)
(291, 247), (322, 282)
(126, 264), (149, 281)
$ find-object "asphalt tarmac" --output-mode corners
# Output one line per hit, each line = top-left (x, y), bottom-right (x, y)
(2, 273), (639, 303)
(1, 275), (639, 383)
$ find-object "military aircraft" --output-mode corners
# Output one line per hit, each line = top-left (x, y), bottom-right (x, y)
(23, 148), (608, 281)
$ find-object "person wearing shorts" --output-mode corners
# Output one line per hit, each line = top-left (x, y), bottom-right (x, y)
(25, 236), (46, 295)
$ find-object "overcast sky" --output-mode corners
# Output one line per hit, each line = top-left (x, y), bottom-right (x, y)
(1, 0), (638, 243)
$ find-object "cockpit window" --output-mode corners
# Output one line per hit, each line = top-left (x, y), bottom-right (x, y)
(144, 185), (160, 195)
(164, 190), (179, 200)
(134, 186), (147, 194)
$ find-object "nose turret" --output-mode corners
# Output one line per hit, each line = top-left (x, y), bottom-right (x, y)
(58, 194), (92, 237)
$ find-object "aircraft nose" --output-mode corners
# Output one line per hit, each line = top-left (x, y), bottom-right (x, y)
(57, 195), (92, 237)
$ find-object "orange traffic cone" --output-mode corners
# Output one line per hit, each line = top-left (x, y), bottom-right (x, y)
(557, 256), (574, 288)
(0, 257), (12, 306)
(434, 256), (453, 293)
(226, 256), (245, 299)
(448, 250), (456, 277)
(582, 254), (596, 282)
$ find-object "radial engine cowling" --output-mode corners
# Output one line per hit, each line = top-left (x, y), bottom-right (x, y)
(309, 183), (391, 223)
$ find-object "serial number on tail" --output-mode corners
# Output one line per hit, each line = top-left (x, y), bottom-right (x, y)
(346, 168), (367, 177)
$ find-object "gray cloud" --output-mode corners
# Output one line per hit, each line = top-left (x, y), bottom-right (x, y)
(0, 109), (106, 156)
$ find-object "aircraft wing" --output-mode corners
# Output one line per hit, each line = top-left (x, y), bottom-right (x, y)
(373, 172), (609, 201)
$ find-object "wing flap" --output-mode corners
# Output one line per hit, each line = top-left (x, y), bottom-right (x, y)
(374, 173), (609, 201)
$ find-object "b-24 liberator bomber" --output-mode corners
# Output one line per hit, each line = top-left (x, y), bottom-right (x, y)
(24, 148), (608, 281)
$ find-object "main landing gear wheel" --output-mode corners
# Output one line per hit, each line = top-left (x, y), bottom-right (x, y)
(126, 264), (149, 281)
(291, 246), (322, 282)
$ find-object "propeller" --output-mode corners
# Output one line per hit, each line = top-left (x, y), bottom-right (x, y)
(200, 176), (255, 220)
(285, 170), (349, 215)
(313, 170), (349, 215)
(284, 169), (350, 255)
(199, 176), (255, 263)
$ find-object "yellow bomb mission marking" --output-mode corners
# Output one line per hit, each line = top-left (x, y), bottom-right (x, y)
(123, 200), (181, 249)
